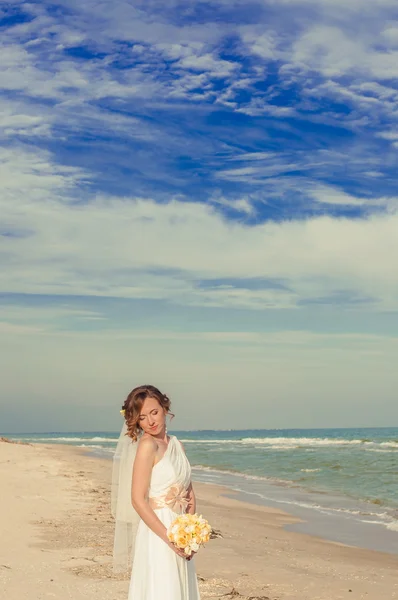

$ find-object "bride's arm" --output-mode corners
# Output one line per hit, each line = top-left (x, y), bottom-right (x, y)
(131, 436), (170, 542)
(131, 437), (190, 560)
(186, 482), (196, 515)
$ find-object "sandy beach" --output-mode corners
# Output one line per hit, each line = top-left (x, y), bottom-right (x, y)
(1, 439), (397, 600)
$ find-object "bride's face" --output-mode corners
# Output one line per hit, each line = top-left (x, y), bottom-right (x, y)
(139, 396), (166, 436)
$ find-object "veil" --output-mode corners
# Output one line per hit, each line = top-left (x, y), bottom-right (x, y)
(111, 422), (141, 573)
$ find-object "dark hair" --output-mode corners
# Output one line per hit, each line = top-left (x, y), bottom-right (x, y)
(122, 384), (174, 441)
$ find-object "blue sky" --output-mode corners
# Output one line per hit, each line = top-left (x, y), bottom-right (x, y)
(1, 0), (398, 432)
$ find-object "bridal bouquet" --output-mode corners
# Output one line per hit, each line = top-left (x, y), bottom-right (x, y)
(167, 513), (212, 556)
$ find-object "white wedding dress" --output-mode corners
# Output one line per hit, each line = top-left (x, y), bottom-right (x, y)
(128, 435), (201, 599)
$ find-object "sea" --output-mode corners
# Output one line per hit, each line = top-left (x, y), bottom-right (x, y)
(7, 427), (398, 554)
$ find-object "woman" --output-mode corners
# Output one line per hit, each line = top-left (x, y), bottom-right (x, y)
(112, 384), (201, 600)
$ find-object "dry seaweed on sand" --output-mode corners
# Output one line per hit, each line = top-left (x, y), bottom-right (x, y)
(0, 437), (32, 445)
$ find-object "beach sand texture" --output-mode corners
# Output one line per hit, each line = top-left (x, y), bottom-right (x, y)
(1, 440), (397, 600)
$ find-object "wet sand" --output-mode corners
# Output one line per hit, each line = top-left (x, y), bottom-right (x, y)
(1, 439), (397, 599)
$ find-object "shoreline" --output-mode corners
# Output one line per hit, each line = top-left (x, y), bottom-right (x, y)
(5, 428), (398, 543)
(3, 433), (398, 555)
(204, 476), (398, 556)
(89, 445), (398, 556)
(88, 445), (398, 555)
(1, 440), (398, 599)
(4, 433), (398, 556)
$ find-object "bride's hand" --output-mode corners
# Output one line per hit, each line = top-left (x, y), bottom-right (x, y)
(167, 540), (189, 559)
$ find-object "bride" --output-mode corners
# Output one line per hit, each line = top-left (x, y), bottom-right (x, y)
(112, 384), (201, 600)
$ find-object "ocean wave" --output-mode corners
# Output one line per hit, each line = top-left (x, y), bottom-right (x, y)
(360, 518), (398, 532)
(85, 446), (115, 455)
(192, 464), (295, 486)
(78, 444), (105, 449)
(364, 448), (395, 453)
(179, 439), (237, 444)
(181, 436), (398, 450)
(241, 437), (398, 448)
(300, 468), (322, 472)
(16, 436), (119, 443)
(28, 437), (93, 442)
(193, 465), (397, 519)
(228, 486), (397, 524)
(227, 486), (348, 514)
(86, 437), (119, 442)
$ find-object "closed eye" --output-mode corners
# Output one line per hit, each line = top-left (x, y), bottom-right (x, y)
(140, 410), (158, 420)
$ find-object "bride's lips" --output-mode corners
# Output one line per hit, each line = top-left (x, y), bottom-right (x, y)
(150, 424), (158, 430)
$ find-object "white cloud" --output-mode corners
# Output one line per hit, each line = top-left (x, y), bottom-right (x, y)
(290, 23), (398, 80)
(230, 152), (279, 162)
(0, 28), (237, 116)
(0, 98), (52, 138)
(238, 11), (398, 127)
(378, 131), (398, 141)
(0, 1), (397, 313)
(236, 100), (294, 117)
(216, 160), (301, 181)
(309, 186), (368, 206)
(157, 42), (238, 79)
(1, 0), (397, 139)
(377, 131), (398, 149)
(292, 27), (366, 78)
(209, 195), (255, 215)
(309, 186), (398, 213)
(241, 31), (278, 60)
(0, 146), (87, 199)
(178, 53), (236, 78)
(1, 146), (398, 311)
(383, 26), (398, 45)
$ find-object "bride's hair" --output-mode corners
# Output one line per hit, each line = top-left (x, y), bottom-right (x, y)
(122, 384), (174, 441)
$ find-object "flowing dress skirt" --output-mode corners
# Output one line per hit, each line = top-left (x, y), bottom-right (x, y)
(128, 506), (201, 600)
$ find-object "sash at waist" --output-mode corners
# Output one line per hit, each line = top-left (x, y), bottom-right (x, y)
(148, 484), (189, 513)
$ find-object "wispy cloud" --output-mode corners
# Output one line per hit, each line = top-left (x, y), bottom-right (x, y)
(1, 145), (397, 311)
(2, 0), (398, 204)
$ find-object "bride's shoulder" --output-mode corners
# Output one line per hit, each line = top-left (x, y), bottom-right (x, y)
(136, 433), (157, 454)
